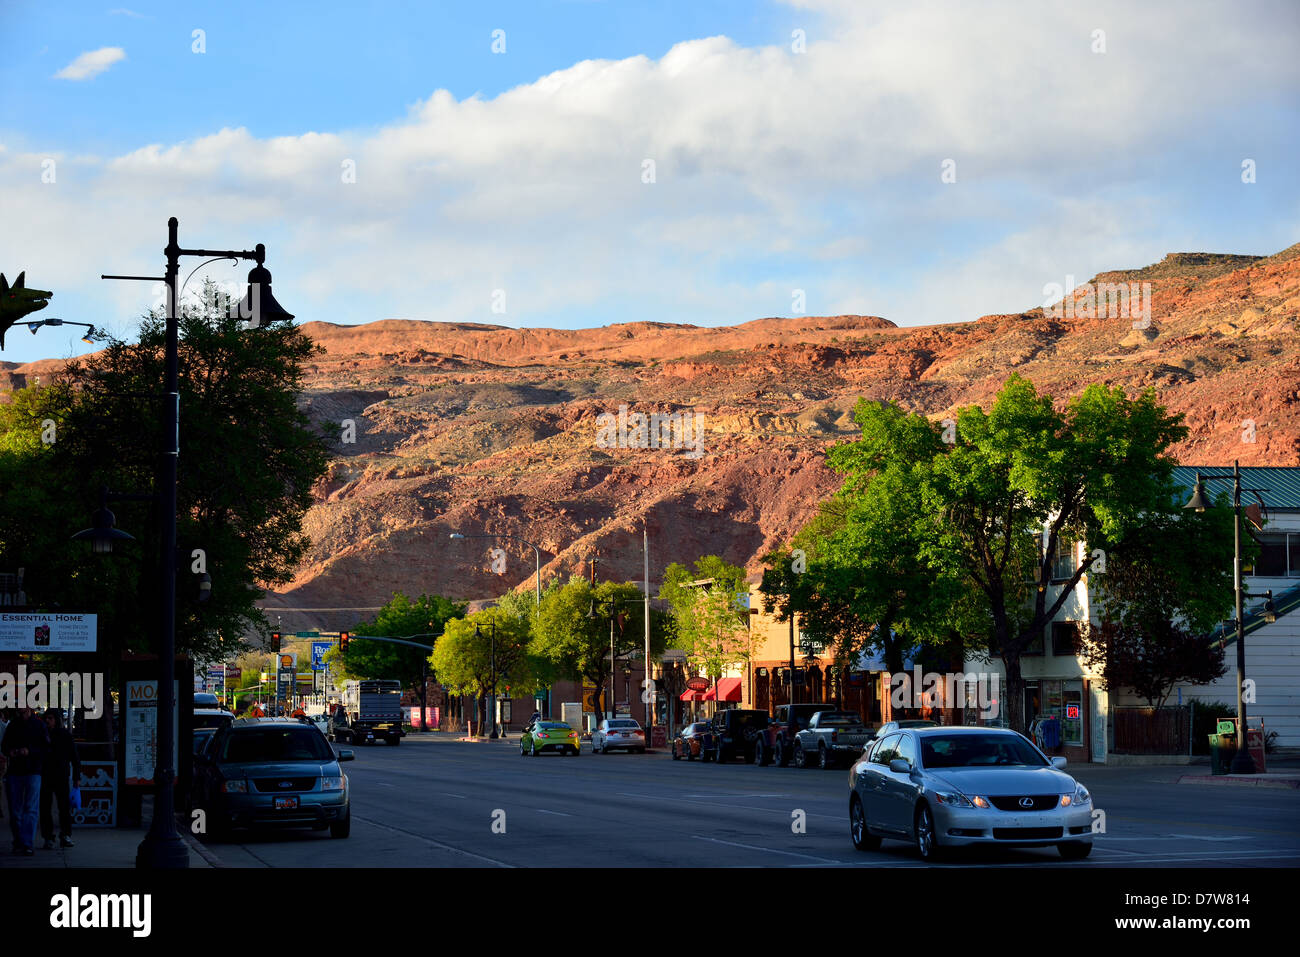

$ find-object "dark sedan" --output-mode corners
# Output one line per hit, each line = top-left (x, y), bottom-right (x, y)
(671, 722), (716, 761)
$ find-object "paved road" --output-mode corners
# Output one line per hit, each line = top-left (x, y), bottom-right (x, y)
(195, 735), (1300, 868)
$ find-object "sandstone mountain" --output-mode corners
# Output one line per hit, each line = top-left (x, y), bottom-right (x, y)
(4, 247), (1298, 633)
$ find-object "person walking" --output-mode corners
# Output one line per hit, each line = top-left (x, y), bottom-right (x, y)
(1, 706), (48, 855)
(41, 709), (80, 849)
(0, 709), (9, 820)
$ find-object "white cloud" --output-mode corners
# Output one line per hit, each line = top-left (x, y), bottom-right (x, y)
(6, 0), (1299, 345)
(53, 47), (126, 81)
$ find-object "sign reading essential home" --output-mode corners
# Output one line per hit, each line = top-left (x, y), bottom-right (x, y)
(0, 612), (97, 652)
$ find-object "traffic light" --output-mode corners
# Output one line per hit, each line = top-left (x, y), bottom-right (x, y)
(271, 631), (281, 652)
(339, 631), (349, 652)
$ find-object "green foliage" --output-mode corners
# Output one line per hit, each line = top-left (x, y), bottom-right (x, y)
(0, 280), (333, 671)
(532, 575), (668, 717)
(790, 374), (1219, 731)
(429, 604), (538, 699)
(326, 591), (464, 691)
(660, 556), (751, 678)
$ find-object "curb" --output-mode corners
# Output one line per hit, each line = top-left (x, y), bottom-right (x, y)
(1177, 774), (1300, 789)
(177, 826), (226, 868)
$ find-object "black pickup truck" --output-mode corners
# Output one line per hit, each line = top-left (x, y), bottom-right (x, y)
(754, 703), (843, 767)
(709, 709), (770, 763)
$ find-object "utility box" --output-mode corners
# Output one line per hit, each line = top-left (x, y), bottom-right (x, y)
(561, 701), (582, 732)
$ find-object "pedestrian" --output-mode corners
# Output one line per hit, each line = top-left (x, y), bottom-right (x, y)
(41, 709), (80, 849)
(0, 708), (9, 820)
(1, 706), (48, 855)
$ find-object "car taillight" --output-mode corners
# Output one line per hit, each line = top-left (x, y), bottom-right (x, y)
(538, 732), (549, 738)
(832, 730), (839, 742)
(633, 729), (644, 736)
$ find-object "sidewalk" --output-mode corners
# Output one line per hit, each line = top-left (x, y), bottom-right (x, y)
(0, 794), (217, 869)
(1176, 767), (1300, 788)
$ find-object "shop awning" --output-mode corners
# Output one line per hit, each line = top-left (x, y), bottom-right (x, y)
(703, 677), (742, 702)
(680, 688), (705, 701)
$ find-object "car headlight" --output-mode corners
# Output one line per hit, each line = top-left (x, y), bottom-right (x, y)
(932, 789), (976, 808)
(1073, 784), (1091, 805)
(321, 775), (345, 791)
(221, 780), (247, 793)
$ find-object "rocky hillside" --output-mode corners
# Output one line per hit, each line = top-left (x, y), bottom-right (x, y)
(4, 247), (1298, 632)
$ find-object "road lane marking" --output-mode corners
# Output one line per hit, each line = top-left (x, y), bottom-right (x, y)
(352, 815), (514, 867)
(441, 792), (468, 799)
(620, 792), (839, 821)
(536, 809), (572, 817)
(692, 835), (845, 865)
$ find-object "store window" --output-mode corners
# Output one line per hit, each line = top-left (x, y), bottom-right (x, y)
(1062, 680), (1084, 747)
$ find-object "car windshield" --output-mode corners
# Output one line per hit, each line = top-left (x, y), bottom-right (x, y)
(538, 723), (570, 731)
(920, 733), (1048, 769)
(817, 714), (861, 725)
(219, 727), (334, 763)
(609, 721), (639, 729)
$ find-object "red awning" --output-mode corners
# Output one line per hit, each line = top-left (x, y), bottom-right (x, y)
(680, 688), (705, 701)
(704, 678), (742, 702)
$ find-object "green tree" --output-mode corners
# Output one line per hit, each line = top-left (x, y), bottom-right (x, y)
(532, 576), (668, 720)
(811, 375), (1218, 732)
(0, 280), (332, 708)
(430, 605), (539, 734)
(326, 591), (465, 723)
(1079, 505), (1236, 707)
(660, 556), (751, 681)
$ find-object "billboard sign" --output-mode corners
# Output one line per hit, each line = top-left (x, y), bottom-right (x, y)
(0, 612), (97, 652)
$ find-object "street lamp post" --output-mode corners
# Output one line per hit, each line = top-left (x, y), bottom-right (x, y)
(1184, 460), (1269, 774)
(89, 217), (293, 868)
(475, 622), (499, 738)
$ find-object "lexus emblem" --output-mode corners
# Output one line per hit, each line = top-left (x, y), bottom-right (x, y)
(1019, 797), (1034, 808)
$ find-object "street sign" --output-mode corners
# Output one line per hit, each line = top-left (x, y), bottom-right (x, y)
(311, 641), (331, 671)
(295, 631), (319, 638)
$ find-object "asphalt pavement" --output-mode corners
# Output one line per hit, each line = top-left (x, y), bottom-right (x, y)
(187, 734), (1300, 868)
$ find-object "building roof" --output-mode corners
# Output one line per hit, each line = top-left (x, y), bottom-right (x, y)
(1171, 466), (1300, 511)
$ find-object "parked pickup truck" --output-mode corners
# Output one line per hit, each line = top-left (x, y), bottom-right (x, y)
(754, 703), (837, 767)
(793, 710), (873, 769)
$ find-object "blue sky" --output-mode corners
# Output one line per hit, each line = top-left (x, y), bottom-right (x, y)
(2, 0), (1298, 365)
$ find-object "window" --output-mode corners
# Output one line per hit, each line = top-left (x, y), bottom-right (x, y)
(1023, 628), (1045, 656)
(871, 734), (901, 766)
(1051, 622), (1080, 657)
(1248, 534), (1300, 578)
(1050, 536), (1078, 582)
(895, 734), (917, 768)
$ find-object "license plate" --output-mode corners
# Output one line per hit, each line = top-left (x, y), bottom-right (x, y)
(274, 796), (298, 810)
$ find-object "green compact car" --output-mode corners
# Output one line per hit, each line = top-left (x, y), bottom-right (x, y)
(520, 721), (581, 756)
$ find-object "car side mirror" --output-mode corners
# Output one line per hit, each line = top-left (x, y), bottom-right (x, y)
(888, 758), (911, 774)
(1050, 756), (1067, 769)
(338, 750), (355, 762)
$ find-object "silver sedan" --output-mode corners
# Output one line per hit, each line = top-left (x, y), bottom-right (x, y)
(848, 726), (1094, 861)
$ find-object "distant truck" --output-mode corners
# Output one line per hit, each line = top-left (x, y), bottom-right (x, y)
(334, 679), (405, 746)
(754, 703), (840, 767)
(793, 710), (872, 769)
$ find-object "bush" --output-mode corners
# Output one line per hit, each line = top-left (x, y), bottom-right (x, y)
(1188, 697), (1236, 754)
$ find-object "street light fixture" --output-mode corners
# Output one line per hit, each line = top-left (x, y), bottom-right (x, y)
(71, 488), (139, 554)
(1183, 461), (1269, 774)
(95, 217), (293, 868)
